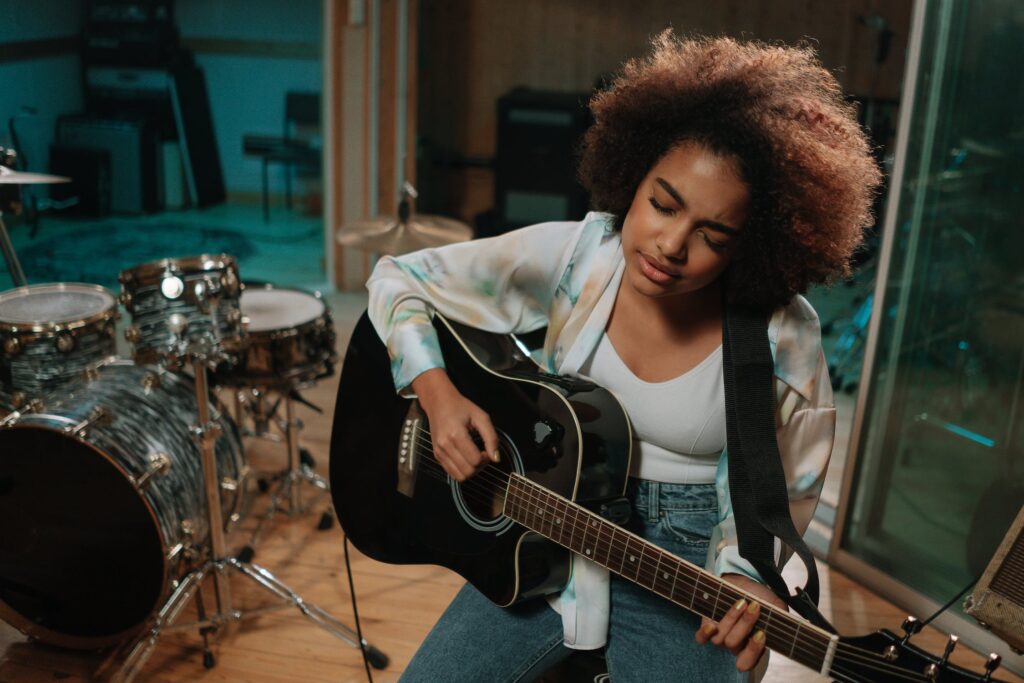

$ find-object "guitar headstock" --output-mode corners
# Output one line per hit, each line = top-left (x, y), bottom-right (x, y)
(836, 619), (1008, 683)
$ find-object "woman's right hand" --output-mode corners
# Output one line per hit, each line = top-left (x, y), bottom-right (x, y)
(411, 368), (500, 481)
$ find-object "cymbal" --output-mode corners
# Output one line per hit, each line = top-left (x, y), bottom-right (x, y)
(0, 167), (71, 185)
(336, 213), (473, 255)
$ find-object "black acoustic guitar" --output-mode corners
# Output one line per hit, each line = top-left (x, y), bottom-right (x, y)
(329, 311), (1007, 683)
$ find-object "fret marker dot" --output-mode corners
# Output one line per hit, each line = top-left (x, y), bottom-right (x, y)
(591, 520), (597, 527)
(663, 572), (669, 579)
(629, 555), (636, 562)
(703, 592), (710, 600)
(585, 549), (591, 555)
(555, 519), (561, 524)
(537, 508), (543, 515)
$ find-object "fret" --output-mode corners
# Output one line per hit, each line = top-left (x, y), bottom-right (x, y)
(549, 496), (566, 545)
(602, 525), (617, 568)
(789, 621), (801, 660)
(568, 503), (581, 553)
(581, 509), (598, 557)
(651, 550), (666, 597)
(668, 560), (680, 603)
(537, 490), (555, 538)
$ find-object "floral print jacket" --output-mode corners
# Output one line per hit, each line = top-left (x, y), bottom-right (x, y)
(367, 212), (836, 649)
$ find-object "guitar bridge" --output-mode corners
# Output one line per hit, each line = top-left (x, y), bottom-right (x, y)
(398, 402), (426, 498)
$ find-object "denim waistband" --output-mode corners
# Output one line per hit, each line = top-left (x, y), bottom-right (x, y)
(627, 478), (718, 521)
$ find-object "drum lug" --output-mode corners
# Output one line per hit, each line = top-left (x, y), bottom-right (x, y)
(141, 371), (162, 392)
(63, 405), (111, 438)
(134, 452), (172, 490)
(55, 332), (76, 353)
(118, 289), (134, 309)
(3, 335), (20, 355)
(190, 421), (223, 441)
(125, 325), (141, 344)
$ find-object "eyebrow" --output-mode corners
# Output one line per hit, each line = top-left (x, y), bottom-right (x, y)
(655, 177), (741, 236)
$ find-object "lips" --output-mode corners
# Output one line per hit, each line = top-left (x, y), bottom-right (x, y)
(638, 253), (681, 283)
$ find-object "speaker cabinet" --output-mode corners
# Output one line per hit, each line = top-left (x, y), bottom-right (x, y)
(965, 504), (1024, 652)
(56, 115), (159, 214)
(492, 89), (592, 237)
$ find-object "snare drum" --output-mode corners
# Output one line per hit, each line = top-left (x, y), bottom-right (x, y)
(0, 283), (119, 405)
(119, 254), (245, 364)
(0, 360), (244, 648)
(220, 284), (337, 387)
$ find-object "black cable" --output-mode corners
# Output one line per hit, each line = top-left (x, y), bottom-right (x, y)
(920, 575), (980, 628)
(343, 534), (373, 683)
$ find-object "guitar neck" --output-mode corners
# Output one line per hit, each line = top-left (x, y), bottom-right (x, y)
(503, 473), (838, 676)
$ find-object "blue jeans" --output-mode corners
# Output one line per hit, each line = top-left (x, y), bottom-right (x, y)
(400, 479), (745, 682)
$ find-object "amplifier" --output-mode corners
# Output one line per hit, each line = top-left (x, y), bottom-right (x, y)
(965, 504), (1024, 652)
(56, 115), (159, 214)
(492, 88), (592, 236)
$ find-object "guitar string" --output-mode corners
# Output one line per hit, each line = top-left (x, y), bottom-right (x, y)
(407, 434), (933, 682)
(502, 468), (933, 683)
(406, 429), (932, 682)
(403, 434), (837, 668)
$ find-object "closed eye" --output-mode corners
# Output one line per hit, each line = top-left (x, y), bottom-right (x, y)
(648, 196), (675, 216)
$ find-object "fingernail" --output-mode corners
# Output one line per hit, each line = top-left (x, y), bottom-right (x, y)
(491, 449), (501, 462)
(702, 623), (717, 636)
(753, 629), (765, 644)
(734, 598), (747, 612)
(747, 601), (760, 615)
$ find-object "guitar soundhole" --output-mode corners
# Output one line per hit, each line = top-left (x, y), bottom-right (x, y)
(451, 434), (521, 534)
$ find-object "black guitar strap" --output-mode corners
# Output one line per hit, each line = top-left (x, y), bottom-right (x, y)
(721, 303), (837, 633)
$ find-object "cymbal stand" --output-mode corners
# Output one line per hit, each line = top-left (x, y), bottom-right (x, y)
(233, 387), (333, 553)
(109, 325), (386, 682)
(0, 210), (27, 287)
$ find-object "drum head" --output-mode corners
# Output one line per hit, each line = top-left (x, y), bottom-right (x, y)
(0, 426), (165, 643)
(241, 288), (325, 332)
(0, 284), (115, 329)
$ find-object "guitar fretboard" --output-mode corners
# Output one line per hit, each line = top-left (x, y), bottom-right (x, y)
(502, 473), (834, 673)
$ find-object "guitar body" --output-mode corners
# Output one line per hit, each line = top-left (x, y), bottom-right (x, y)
(329, 312), (632, 606)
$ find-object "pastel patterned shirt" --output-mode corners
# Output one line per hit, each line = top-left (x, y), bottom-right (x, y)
(366, 211), (836, 650)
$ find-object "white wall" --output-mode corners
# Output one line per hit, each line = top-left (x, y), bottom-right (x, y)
(176, 0), (323, 195)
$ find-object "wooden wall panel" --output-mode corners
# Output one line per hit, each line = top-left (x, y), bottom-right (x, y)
(418, 0), (912, 224)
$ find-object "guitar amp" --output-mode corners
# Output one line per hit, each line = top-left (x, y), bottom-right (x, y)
(965, 504), (1024, 653)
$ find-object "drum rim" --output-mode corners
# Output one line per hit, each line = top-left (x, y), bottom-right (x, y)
(241, 287), (329, 337)
(0, 421), (171, 649)
(0, 283), (118, 333)
(118, 253), (239, 285)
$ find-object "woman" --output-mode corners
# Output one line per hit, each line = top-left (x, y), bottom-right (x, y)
(367, 32), (881, 682)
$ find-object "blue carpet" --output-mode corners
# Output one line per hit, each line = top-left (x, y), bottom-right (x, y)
(14, 222), (255, 289)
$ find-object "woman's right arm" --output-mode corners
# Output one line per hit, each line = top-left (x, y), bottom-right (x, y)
(367, 218), (587, 480)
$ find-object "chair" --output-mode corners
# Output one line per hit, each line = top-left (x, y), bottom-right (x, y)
(243, 91), (322, 221)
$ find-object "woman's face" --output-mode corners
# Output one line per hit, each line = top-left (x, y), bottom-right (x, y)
(620, 141), (750, 301)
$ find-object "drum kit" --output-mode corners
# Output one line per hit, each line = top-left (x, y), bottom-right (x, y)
(0, 154), (395, 680)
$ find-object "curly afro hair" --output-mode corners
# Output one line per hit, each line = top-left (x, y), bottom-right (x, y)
(579, 31), (883, 311)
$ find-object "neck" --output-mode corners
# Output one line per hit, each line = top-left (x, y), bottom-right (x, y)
(502, 473), (838, 675)
(616, 279), (723, 339)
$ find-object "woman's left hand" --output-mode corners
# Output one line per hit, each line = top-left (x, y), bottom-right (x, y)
(694, 573), (787, 672)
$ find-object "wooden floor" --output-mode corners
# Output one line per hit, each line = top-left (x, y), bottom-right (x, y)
(1, 292), (1020, 682)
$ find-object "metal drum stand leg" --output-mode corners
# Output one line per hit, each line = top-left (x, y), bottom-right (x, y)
(110, 354), (387, 682)
(235, 386), (334, 556)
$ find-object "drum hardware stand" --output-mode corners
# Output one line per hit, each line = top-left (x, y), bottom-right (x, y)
(107, 318), (387, 682)
(0, 209), (27, 288)
(231, 386), (335, 549)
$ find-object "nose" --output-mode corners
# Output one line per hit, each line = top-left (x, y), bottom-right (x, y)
(655, 221), (694, 261)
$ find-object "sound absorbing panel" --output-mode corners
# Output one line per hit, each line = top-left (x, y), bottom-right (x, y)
(965, 504), (1024, 653)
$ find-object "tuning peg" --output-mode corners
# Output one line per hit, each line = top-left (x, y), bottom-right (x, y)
(925, 635), (959, 680)
(981, 653), (1002, 682)
(900, 616), (922, 642)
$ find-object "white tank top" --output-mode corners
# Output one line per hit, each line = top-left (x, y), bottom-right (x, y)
(578, 332), (726, 484)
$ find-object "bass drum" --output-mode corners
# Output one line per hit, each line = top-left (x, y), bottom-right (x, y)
(0, 360), (244, 649)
